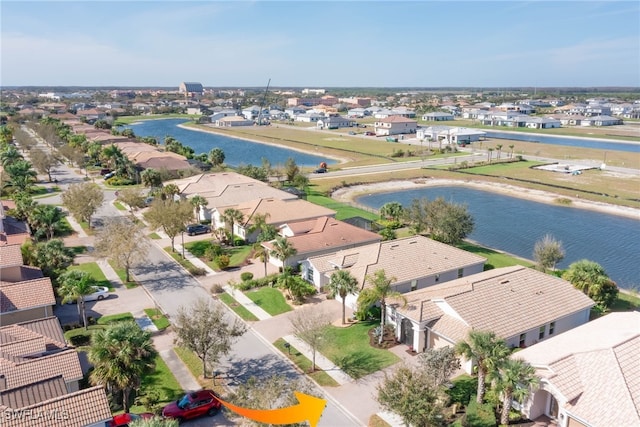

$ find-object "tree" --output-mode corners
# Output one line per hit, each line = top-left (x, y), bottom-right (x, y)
(380, 201), (404, 222)
(189, 195), (208, 222)
(426, 197), (474, 244)
(270, 236), (297, 269)
(418, 346), (461, 388)
(143, 200), (193, 252)
(141, 168), (162, 188)
(173, 299), (246, 379)
(496, 144), (503, 160)
(489, 359), (539, 425)
(509, 144), (515, 159)
(28, 203), (65, 240)
(221, 207), (245, 246)
(379, 227), (397, 241)
(4, 159), (37, 193)
(25, 238), (74, 283)
(290, 306), (331, 372)
(116, 187), (146, 216)
(89, 321), (157, 413)
(533, 234), (565, 272)
(377, 364), (445, 427)
(292, 173), (309, 190)
(327, 269), (359, 325)
(57, 269), (97, 329)
(405, 198), (429, 234)
(161, 183), (179, 201)
(357, 269), (406, 344)
(562, 259), (619, 309)
(1, 145), (23, 166)
(455, 330), (510, 404)
(29, 148), (60, 182)
(61, 182), (104, 228)
(277, 273), (316, 303)
(248, 213), (276, 242)
(284, 157), (299, 182)
(487, 147), (494, 162)
(208, 147), (225, 167)
(94, 218), (149, 282)
(11, 192), (36, 222)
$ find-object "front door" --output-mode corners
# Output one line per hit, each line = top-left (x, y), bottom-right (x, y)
(401, 318), (414, 348)
(548, 394), (559, 419)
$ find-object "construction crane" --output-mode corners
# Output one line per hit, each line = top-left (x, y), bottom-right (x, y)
(256, 78), (271, 126)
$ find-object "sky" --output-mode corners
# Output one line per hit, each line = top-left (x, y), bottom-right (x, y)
(1, 1), (639, 88)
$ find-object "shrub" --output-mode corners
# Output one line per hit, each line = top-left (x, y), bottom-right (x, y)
(211, 283), (225, 294)
(68, 333), (92, 346)
(465, 396), (497, 427)
(187, 266), (207, 276)
(447, 376), (477, 406)
(216, 254), (230, 270)
(390, 149), (405, 158)
(240, 272), (254, 282)
(105, 176), (134, 186)
(233, 237), (245, 246)
(205, 243), (223, 261)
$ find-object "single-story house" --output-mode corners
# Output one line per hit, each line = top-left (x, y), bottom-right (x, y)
(422, 112), (455, 121)
(416, 126), (486, 145)
(214, 116), (254, 127)
(316, 116), (355, 129)
(261, 216), (381, 268)
(301, 235), (486, 306)
(386, 266), (594, 373)
(580, 115), (623, 126)
(0, 277), (57, 326)
(295, 113), (323, 123)
(374, 116), (418, 136)
(515, 311), (640, 427)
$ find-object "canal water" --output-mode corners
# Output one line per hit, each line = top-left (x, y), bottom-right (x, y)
(124, 119), (334, 167)
(356, 186), (640, 290)
(483, 131), (640, 153)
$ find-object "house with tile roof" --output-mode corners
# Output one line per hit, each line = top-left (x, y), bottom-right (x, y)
(374, 115), (418, 136)
(387, 266), (594, 372)
(261, 217), (381, 268)
(1, 277), (56, 326)
(214, 198), (336, 244)
(514, 311), (639, 427)
(302, 235), (486, 305)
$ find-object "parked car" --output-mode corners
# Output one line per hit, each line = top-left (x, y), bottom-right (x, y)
(364, 131), (375, 136)
(314, 167), (327, 174)
(162, 390), (222, 422)
(66, 286), (109, 304)
(186, 224), (211, 236)
(144, 196), (155, 206)
(108, 413), (154, 427)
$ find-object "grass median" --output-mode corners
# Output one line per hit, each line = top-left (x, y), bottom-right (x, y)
(273, 338), (339, 387)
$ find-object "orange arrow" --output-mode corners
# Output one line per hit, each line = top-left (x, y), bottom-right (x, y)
(217, 391), (326, 427)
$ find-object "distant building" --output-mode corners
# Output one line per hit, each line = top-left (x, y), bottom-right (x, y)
(179, 82), (204, 97)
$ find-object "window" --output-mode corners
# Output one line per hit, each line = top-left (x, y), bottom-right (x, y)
(539, 326), (545, 340)
(457, 268), (464, 278)
(411, 280), (417, 291)
(519, 333), (526, 348)
(306, 267), (314, 282)
(549, 322), (555, 335)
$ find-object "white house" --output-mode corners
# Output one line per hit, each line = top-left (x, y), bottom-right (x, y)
(374, 116), (418, 136)
(421, 112), (454, 121)
(317, 116), (355, 129)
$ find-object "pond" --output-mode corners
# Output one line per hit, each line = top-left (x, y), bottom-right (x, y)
(356, 186), (640, 290)
(124, 119), (334, 168)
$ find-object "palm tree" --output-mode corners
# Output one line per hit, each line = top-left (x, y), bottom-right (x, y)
(562, 259), (618, 309)
(496, 144), (503, 160)
(379, 202), (404, 222)
(222, 208), (245, 246)
(57, 270), (97, 329)
(28, 204), (65, 240)
(161, 183), (180, 201)
(357, 269), (407, 344)
(5, 160), (37, 193)
(487, 147), (494, 163)
(89, 321), (157, 413)
(253, 242), (270, 277)
(189, 195), (208, 222)
(248, 212), (276, 242)
(489, 358), (539, 425)
(455, 330), (511, 403)
(1, 145), (23, 166)
(208, 147), (225, 167)
(270, 236), (297, 269)
(508, 144), (515, 159)
(328, 270), (359, 325)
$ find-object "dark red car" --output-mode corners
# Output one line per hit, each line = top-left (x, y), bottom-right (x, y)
(162, 390), (222, 422)
(108, 413), (154, 427)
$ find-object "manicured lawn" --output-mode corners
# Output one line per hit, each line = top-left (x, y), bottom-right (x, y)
(609, 291), (640, 312)
(108, 260), (138, 288)
(456, 241), (534, 270)
(322, 320), (400, 379)
(218, 293), (259, 321)
(245, 287), (292, 316)
(97, 312), (134, 325)
(306, 188), (380, 221)
(183, 240), (212, 257)
(68, 245), (87, 255)
(144, 308), (170, 330)
(173, 347), (224, 394)
(149, 232), (161, 239)
(128, 354), (184, 415)
(69, 262), (113, 291)
(163, 247), (204, 275)
(273, 338), (339, 387)
(184, 241), (254, 271)
(228, 245), (253, 266)
(113, 201), (126, 211)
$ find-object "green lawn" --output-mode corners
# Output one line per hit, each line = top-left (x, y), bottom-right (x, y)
(69, 262), (113, 291)
(455, 242), (534, 270)
(245, 287), (292, 316)
(306, 188), (380, 221)
(218, 293), (259, 321)
(113, 201), (126, 211)
(97, 312), (134, 325)
(69, 245), (87, 255)
(173, 347), (225, 394)
(108, 260), (138, 288)
(273, 338), (339, 387)
(128, 354), (184, 414)
(322, 320), (400, 379)
(184, 242), (254, 271)
(609, 291), (640, 312)
(144, 308), (170, 330)
(148, 232), (161, 239)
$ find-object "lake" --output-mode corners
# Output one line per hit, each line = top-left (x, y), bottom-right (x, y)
(483, 131), (640, 153)
(356, 186), (640, 290)
(124, 119), (334, 168)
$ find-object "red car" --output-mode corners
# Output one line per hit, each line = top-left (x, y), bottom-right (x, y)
(108, 413), (154, 427)
(162, 390), (222, 422)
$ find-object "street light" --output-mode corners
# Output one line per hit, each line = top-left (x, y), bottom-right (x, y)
(181, 230), (185, 259)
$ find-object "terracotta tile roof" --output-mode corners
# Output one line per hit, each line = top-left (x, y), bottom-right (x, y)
(0, 385), (111, 427)
(0, 245), (24, 267)
(378, 116), (417, 123)
(0, 349), (83, 390)
(0, 317), (66, 351)
(0, 376), (67, 409)
(516, 312), (640, 427)
(0, 278), (55, 314)
(136, 156), (192, 171)
(220, 198), (336, 227)
(0, 266), (44, 283)
(427, 314), (470, 344)
(263, 217), (381, 255)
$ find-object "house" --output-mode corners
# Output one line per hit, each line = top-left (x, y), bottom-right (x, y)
(316, 116), (355, 129)
(416, 126), (485, 145)
(515, 311), (640, 427)
(284, 106), (307, 117)
(347, 107), (369, 118)
(422, 112), (454, 121)
(242, 105), (261, 121)
(386, 266), (594, 372)
(179, 82), (204, 96)
(214, 116), (254, 127)
(301, 235), (486, 306)
(213, 198), (336, 245)
(208, 109), (239, 122)
(261, 217), (381, 269)
(374, 116), (418, 136)
(580, 115), (623, 126)
(294, 113), (323, 123)
(0, 277), (57, 326)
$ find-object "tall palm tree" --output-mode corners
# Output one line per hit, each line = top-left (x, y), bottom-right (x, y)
(253, 242), (270, 277)
(189, 195), (208, 222)
(89, 321), (157, 413)
(489, 358), (539, 425)
(248, 212), (276, 242)
(508, 144), (515, 159)
(496, 144), (503, 160)
(269, 236), (297, 269)
(222, 208), (245, 246)
(357, 269), (407, 344)
(57, 270), (97, 329)
(5, 160), (37, 193)
(328, 270), (359, 325)
(28, 204), (65, 240)
(0, 145), (23, 166)
(455, 330), (511, 403)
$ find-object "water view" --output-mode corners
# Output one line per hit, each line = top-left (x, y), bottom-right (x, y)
(125, 119), (334, 168)
(483, 131), (640, 153)
(356, 186), (640, 290)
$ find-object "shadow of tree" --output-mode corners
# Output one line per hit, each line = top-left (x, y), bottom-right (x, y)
(335, 352), (385, 379)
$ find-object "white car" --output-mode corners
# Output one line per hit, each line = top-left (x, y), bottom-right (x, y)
(67, 286), (110, 303)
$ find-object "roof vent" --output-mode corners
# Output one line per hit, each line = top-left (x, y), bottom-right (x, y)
(500, 280), (510, 285)
(409, 241), (417, 244)
(391, 244), (399, 249)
